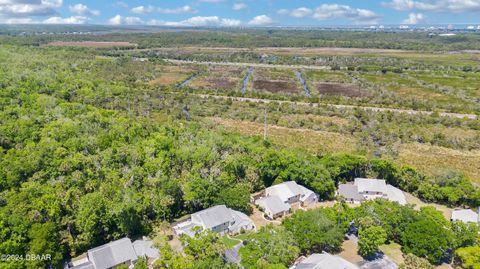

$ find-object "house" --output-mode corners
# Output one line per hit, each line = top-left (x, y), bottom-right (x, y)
(173, 205), (255, 237)
(338, 178), (406, 205)
(66, 237), (160, 269)
(385, 185), (407, 205)
(265, 181), (318, 206)
(290, 252), (359, 269)
(354, 178), (388, 200)
(255, 195), (291, 219)
(451, 208), (480, 224)
(132, 238), (161, 262)
(338, 184), (364, 204)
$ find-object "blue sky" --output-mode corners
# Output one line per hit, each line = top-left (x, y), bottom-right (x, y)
(0, 0), (479, 26)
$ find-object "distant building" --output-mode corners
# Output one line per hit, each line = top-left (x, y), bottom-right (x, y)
(451, 208), (480, 224)
(439, 33), (456, 37)
(290, 252), (359, 269)
(66, 237), (159, 269)
(173, 205), (255, 237)
(338, 178), (406, 205)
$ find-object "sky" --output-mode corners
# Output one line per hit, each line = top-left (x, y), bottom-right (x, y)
(0, 0), (479, 26)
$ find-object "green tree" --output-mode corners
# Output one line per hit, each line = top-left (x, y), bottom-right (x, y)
(133, 257), (148, 269)
(181, 228), (226, 261)
(358, 226), (387, 257)
(283, 209), (344, 253)
(401, 218), (454, 264)
(239, 225), (300, 269)
(455, 245), (480, 269)
(27, 222), (64, 268)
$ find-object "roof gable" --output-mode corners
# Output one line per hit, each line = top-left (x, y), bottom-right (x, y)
(354, 178), (387, 194)
(256, 196), (291, 215)
(452, 209), (479, 223)
(88, 238), (137, 269)
(295, 253), (359, 269)
(192, 205), (234, 229)
(338, 184), (364, 201)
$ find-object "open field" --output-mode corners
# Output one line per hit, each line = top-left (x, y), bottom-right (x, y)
(47, 41), (137, 47)
(161, 60), (480, 114)
(156, 47), (480, 67)
(397, 143), (480, 184)
(359, 72), (473, 107)
(209, 117), (357, 154)
(149, 64), (200, 86)
(315, 82), (368, 98)
(209, 117), (480, 183)
(189, 65), (245, 91)
(252, 68), (301, 95)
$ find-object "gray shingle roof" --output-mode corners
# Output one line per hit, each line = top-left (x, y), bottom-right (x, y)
(229, 209), (255, 233)
(354, 178), (387, 194)
(292, 253), (359, 269)
(385, 185), (407, 205)
(266, 181), (317, 203)
(88, 238), (137, 269)
(338, 184), (364, 201)
(192, 205), (234, 229)
(132, 239), (160, 259)
(70, 261), (95, 269)
(452, 209), (479, 223)
(256, 196), (291, 215)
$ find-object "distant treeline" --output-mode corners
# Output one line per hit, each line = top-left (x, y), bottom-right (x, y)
(2, 29), (480, 51)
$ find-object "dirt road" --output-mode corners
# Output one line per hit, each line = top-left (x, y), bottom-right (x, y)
(165, 59), (331, 71)
(194, 94), (478, 120)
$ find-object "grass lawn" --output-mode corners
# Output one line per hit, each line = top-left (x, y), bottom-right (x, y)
(221, 236), (242, 248)
(233, 233), (253, 241)
(379, 242), (404, 265)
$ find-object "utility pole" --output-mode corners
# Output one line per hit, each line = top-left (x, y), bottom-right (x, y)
(263, 108), (267, 141)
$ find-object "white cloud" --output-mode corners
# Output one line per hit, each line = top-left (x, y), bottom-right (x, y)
(113, 15), (241, 27)
(69, 3), (99, 16)
(108, 14), (122, 25)
(43, 15), (87, 24)
(233, 3), (247, 11)
(0, 0), (63, 18)
(403, 12), (425, 24)
(248, 15), (274, 25)
(130, 5), (154, 14)
(163, 16), (240, 27)
(279, 4), (381, 24)
(383, 0), (480, 12)
(108, 14), (143, 25)
(220, 18), (241, 26)
(131, 5), (197, 14)
(291, 7), (313, 18)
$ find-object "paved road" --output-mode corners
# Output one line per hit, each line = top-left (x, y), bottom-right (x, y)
(193, 94), (478, 120)
(165, 59), (331, 71)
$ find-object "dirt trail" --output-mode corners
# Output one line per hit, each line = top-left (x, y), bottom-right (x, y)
(194, 94), (478, 120)
(165, 59), (330, 71)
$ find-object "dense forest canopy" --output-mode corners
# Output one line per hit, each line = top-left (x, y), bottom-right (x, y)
(0, 29), (480, 268)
